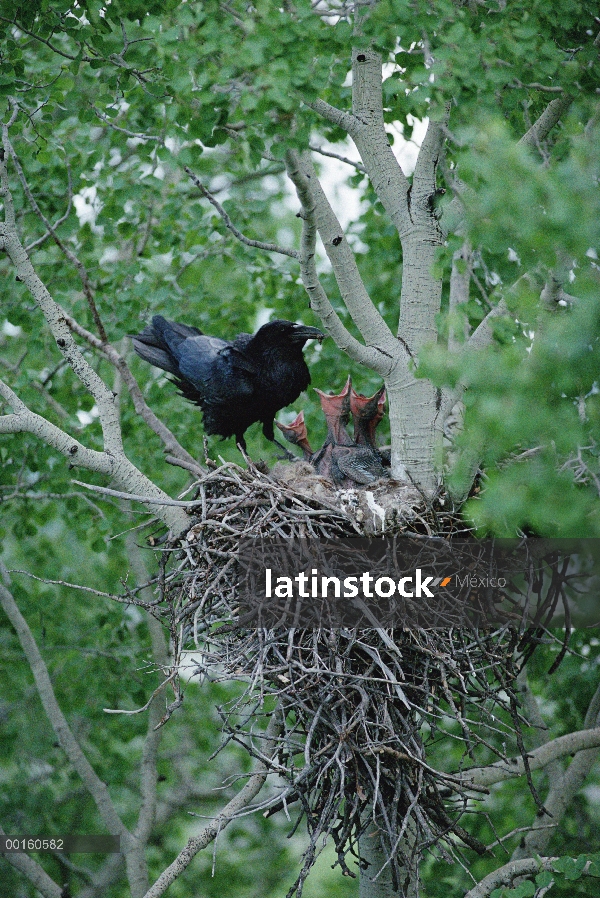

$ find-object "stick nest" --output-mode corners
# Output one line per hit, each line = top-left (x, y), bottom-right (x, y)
(142, 460), (564, 897)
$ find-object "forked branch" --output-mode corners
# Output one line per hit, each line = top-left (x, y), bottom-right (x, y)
(286, 148), (400, 371)
(142, 713), (283, 898)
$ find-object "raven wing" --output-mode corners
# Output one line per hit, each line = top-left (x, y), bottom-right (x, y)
(176, 336), (256, 403)
(332, 446), (386, 484)
(131, 315), (205, 376)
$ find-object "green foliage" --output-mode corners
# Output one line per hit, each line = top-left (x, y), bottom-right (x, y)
(420, 635), (600, 897)
(487, 854), (600, 897)
(0, 0), (599, 895)
(422, 119), (600, 535)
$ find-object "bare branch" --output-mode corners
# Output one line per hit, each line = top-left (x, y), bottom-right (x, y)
(443, 285), (512, 423)
(183, 165), (299, 259)
(467, 297), (510, 352)
(464, 857), (558, 898)
(25, 153), (74, 253)
(0, 141), (120, 447)
(519, 94), (573, 151)
(540, 273), (577, 310)
(0, 583), (140, 853)
(515, 669), (565, 782)
(0, 379), (190, 533)
(0, 143), (190, 532)
(92, 106), (162, 141)
(461, 726), (600, 787)
(0, 377), (111, 472)
(7, 568), (133, 601)
(71, 479), (200, 508)
(128, 538), (169, 844)
(142, 713), (283, 898)
(512, 680), (600, 860)
(309, 143), (366, 172)
(286, 149), (400, 372)
(511, 80), (565, 93)
(0, 16), (92, 61)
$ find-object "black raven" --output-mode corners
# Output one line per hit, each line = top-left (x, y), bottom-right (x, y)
(131, 315), (324, 454)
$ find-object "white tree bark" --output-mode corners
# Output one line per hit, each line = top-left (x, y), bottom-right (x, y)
(0, 580), (151, 898)
(142, 713), (283, 898)
(0, 149), (190, 535)
(459, 726), (600, 788)
(359, 821), (419, 898)
(511, 682), (600, 860)
(286, 149), (399, 371)
(305, 46), (448, 492)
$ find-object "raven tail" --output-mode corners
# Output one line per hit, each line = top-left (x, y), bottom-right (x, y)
(131, 315), (203, 375)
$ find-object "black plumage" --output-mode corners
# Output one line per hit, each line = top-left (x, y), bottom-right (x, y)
(131, 315), (324, 454)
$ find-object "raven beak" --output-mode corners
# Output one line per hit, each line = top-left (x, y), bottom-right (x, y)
(292, 324), (325, 343)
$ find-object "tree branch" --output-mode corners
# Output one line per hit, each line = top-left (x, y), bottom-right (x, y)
(0, 142), (121, 450)
(448, 241), (473, 352)
(0, 580), (152, 898)
(347, 49), (411, 234)
(60, 309), (203, 473)
(25, 152), (74, 253)
(464, 857), (559, 898)
(142, 713), (283, 898)
(519, 94), (573, 151)
(286, 152), (390, 372)
(512, 680), (600, 860)
(440, 296), (510, 425)
(0, 379), (190, 533)
(286, 149), (400, 371)
(0, 146), (190, 533)
(306, 98), (362, 138)
(0, 16), (92, 61)
(514, 669), (565, 784)
(0, 824), (63, 898)
(183, 165), (299, 259)
(4, 117), (108, 342)
(309, 143), (366, 172)
(460, 726), (600, 787)
(129, 537), (169, 852)
(411, 114), (447, 212)
(0, 378), (112, 472)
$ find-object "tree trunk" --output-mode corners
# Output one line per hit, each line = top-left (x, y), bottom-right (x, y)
(359, 822), (419, 898)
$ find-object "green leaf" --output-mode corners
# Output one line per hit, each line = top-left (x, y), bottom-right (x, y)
(552, 855), (588, 881)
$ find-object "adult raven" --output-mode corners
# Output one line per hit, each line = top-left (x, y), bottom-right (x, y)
(132, 315), (324, 454)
